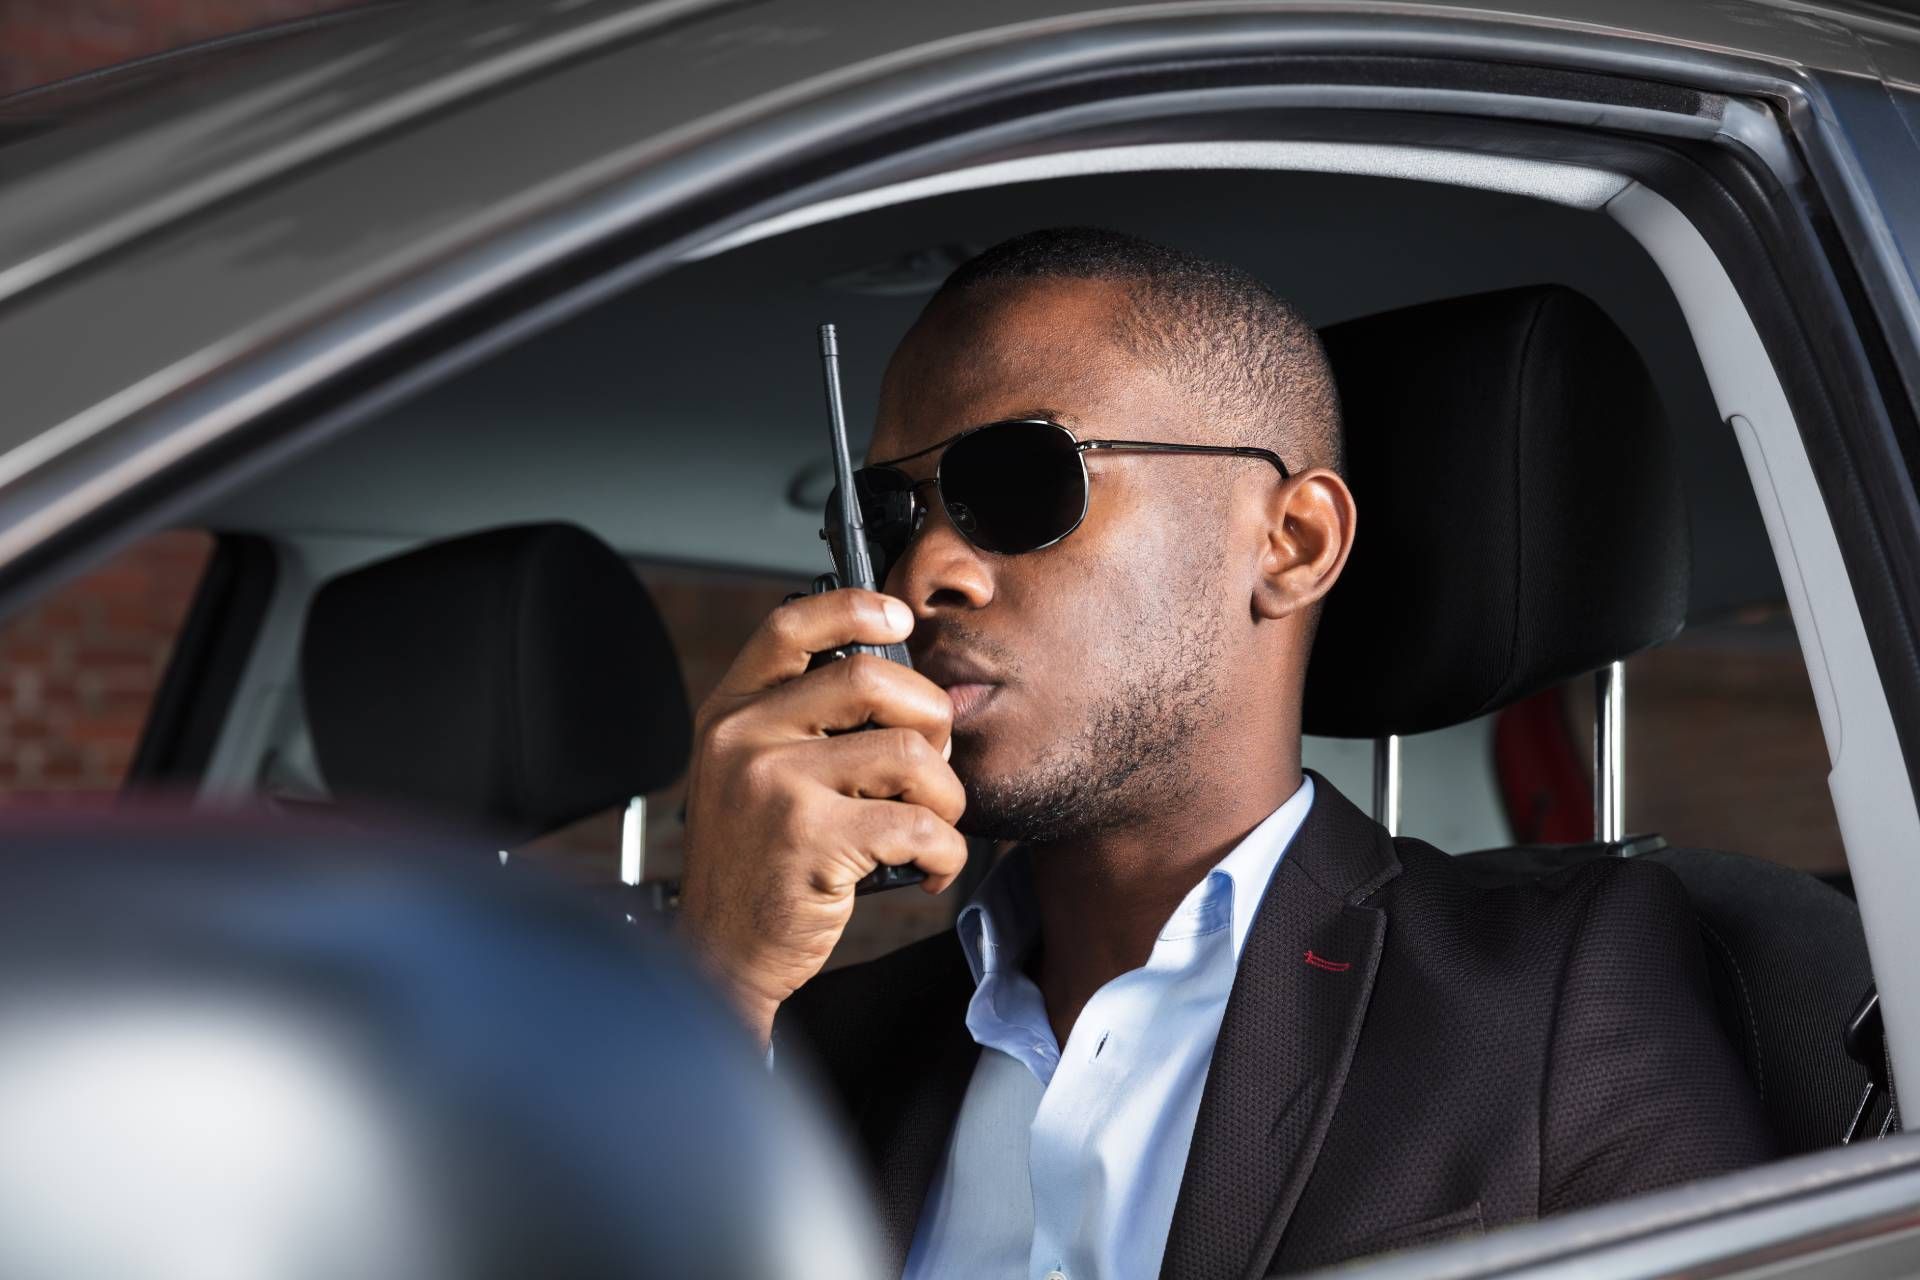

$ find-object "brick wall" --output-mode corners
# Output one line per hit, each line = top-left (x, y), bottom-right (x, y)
(0, 532), (213, 804)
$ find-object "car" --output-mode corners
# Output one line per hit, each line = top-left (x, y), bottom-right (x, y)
(2, 0), (1919, 1275)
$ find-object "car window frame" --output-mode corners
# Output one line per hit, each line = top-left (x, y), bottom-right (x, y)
(3, 14), (1920, 1276)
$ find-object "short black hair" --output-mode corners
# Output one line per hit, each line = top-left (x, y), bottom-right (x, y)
(931, 226), (1343, 474)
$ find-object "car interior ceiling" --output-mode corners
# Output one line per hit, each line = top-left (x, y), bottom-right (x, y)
(202, 168), (1780, 617)
(165, 158), (1886, 1147)
(193, 166), (1803, 850)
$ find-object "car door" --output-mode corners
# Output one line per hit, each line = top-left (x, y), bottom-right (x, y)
(3, 2), (1920, 1275)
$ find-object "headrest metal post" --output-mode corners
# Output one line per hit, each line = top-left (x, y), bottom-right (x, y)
(1594, 661), (1626, 844)
(1372, 734), (1402, 837)
(620, 796), (647, 887)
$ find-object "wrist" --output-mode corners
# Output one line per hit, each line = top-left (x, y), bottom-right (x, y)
(676, 922), (781, 1046)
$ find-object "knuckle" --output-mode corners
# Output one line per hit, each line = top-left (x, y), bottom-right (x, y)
(737, 747), (788, 800)
(779, 788), (822, 841)
(702, 704), (749, 754)
(765, 599), (807, 648)
(889, 727), (932, 768)
(842, 653), (887, 700)
(909, 805), (942, 847)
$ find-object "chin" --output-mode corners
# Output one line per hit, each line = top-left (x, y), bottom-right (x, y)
(948, 730), (1019, 791)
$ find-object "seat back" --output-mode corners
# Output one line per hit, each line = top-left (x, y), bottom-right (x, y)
(301, 522), (692, 845)
(1309, 285), (1872, 1151)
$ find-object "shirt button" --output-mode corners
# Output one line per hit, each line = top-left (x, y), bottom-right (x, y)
(1045, 1272), (1066, 1280)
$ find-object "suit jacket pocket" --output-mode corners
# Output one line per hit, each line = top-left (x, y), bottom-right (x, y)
(1318, 1200), (1486, 1263)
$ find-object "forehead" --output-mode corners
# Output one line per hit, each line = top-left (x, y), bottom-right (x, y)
(870, 278), (1188, 463)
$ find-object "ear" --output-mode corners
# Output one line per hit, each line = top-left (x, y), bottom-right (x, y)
(1251, 469), (1357, 622)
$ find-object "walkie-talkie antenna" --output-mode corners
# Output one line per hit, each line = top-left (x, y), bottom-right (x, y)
(818, 324), (879, 593)
(811, 324), (923, 896)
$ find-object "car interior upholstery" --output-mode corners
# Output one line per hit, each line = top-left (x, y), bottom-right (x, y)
(1307, 284), (1687, 737)
(165, 162), (1881, 1155)
(300, 522), (692, 846)
(1306, 283), (1876, 1154)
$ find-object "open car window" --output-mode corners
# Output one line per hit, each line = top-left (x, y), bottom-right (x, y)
(0, 530), (212, 805)
(4, 7), (1920, 1278)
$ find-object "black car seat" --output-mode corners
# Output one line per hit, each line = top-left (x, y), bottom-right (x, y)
(300, 522), (692, 847)
(1308, 286), (1880, 1154)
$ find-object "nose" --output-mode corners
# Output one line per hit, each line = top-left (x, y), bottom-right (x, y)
(886, 496), (994, 615)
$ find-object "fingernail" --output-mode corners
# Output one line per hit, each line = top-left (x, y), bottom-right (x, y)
(942, 736), (953, 761)
(883, 598), (912, 632)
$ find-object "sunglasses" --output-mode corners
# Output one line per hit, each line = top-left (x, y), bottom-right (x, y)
(824, 419), (1291, 585)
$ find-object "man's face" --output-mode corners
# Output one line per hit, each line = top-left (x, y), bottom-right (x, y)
(869, 279), (1261, 843)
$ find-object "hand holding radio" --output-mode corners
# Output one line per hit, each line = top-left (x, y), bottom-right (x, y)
(677, 326), (967, 1044)
(677, 588), (967, 1041)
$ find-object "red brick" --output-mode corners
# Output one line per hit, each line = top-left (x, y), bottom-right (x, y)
(77, 665), (159, 694)
(38, 758), (85, 784)
(29, 599), (92, 632)
(65, 715), (149, 745)
(71, 639), (158, 667)
(0, 641), (54, 666)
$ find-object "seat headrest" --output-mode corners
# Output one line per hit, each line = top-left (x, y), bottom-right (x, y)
(1304, 286), (1688, 738)
(302, 523), (692, 844)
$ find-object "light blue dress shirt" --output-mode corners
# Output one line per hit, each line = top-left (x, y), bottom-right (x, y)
(903, 776), (1315, 1280)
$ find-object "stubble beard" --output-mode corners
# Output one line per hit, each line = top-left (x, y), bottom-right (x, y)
(954, 572), (1228, 845)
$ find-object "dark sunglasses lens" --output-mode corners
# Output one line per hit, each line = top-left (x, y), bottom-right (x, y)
(824, 468), (916, 583)
(941, 423), (1086, 555)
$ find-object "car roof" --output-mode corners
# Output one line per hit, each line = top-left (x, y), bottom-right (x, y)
(1, 0), (1915, 608)
(0, 0), (1915, 309)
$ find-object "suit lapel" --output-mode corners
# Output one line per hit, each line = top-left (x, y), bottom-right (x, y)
(1160, 774), (1400, 1280)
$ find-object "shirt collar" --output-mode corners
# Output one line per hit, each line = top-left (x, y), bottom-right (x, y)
(955, 774), (1316, 985)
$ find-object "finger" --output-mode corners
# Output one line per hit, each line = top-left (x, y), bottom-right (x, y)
(715, 590), (913, 698)
(812, 795), (969, 895)
(785, 729), (966, 825)
(748, 653), (953, 746)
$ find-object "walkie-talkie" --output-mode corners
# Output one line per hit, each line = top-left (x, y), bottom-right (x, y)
(811, 324), (925, 896)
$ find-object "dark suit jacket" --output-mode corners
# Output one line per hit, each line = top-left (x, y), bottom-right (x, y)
(780, 773), (1774, 1278)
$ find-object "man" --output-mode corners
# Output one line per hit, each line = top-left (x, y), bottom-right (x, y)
(678, 228), (1771, 1278)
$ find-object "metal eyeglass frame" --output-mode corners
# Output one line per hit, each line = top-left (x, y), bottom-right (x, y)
(848, 417), (1293, 562)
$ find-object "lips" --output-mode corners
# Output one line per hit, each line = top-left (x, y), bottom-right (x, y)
(945, 682), (999, 725)
(915, 651), (1003, 727)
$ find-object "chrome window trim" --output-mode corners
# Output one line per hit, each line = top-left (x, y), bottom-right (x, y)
(1299, 1133), (1920, 1279)
(689, 137), (1634, 258)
